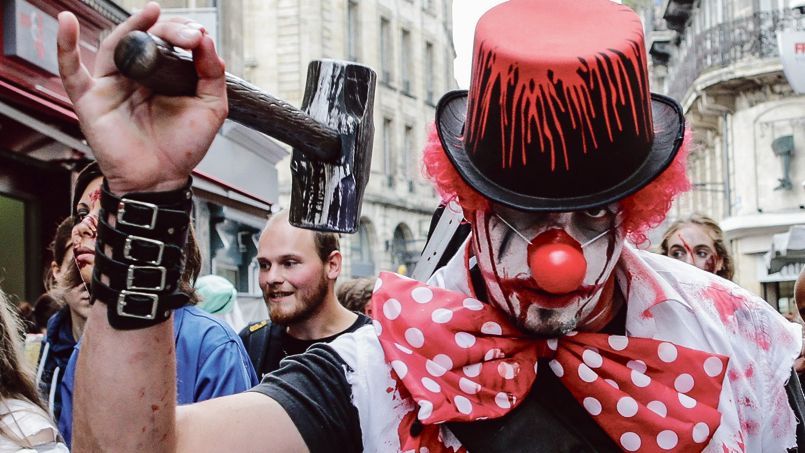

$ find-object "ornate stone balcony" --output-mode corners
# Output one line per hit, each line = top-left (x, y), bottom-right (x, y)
(664, 9), (805, 102)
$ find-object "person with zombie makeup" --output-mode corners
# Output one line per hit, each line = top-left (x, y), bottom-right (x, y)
(57, 1), (804, 452)
(660, 214), (734, 281)
(35, 216), (89, 423)
(56, 162), (258, 446)
(659, 216), (805, 378)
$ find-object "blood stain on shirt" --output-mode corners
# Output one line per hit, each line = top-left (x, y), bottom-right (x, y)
(740, 419), (758, 435)
(738, 396), (755, 409)
(702, 284), (743, 324)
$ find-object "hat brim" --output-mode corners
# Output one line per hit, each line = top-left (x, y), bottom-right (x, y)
(435, 90), (685, 212)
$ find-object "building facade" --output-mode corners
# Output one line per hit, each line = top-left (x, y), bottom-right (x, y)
(117, 0), (289, 320)
(241, 0), (456, 278)
(647, 0), (805, 312)
(0, 0), (286, 322)
(112, 0), (455, 307)
(0, 0), (128, 305)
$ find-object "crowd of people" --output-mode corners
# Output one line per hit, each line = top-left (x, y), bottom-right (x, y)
(2, 0), (805, 451)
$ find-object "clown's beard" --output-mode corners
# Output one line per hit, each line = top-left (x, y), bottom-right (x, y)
(505, 278), (617, 336)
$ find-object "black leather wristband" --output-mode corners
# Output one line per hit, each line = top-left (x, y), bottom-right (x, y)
(96, 217), (184, 266)
(91, 178), (194, 330)
(93, 251), (183, 294)
(99, 180), (192, 245)
(92, 275), (189, 330)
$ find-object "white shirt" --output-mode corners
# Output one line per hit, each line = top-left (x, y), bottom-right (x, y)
(330, 243), (801, 452)
(0, 398), (68, 453)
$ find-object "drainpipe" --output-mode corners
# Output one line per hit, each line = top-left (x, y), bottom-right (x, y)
(698, 93), (734, 218)
(722, 112), (732, 217)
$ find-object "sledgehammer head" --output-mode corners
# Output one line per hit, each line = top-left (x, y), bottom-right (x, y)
(289, 60), (376, 234)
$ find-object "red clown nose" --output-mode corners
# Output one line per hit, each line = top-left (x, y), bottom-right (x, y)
(527, 230), (587, 294)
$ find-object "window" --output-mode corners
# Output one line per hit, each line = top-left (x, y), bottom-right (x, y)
(425, 41), (435, 102)
(423, 0), (435, 14)
(350, 221), (375, 277)
(383, 118), (395, 178)
(445, 46), (453, 93)
(403, 124), (414, 181)
(391, 224), (416, 275)
(0, 194), (26, 303)
(347, 1), (360, 61)
(207, 202), (261, 294)
(762, 280), (796, 314)
(380, 17), (393, 84)
(401, 29), (412, 94)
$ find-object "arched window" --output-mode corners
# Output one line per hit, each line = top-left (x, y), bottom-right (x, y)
(351, 220), (375, 277)
(391, 223), (415, 276)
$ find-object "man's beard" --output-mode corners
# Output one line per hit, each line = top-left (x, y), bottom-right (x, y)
(267, 272), (329, 326)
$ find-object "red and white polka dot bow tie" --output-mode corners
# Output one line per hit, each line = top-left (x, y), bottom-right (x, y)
(372, 272), (729, 453)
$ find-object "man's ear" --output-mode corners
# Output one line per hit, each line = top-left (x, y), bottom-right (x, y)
(326, 250), (342, 280)
(51, 260), (62, 280)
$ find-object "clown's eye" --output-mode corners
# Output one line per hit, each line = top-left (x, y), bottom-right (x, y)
(583, 208), (608, 219)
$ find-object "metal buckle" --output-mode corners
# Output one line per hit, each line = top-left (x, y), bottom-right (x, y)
(126, 265), (167, 291)
(123, 235), (165, 265)
(117, 198), (158, 230)
(117, 290), (159, 320)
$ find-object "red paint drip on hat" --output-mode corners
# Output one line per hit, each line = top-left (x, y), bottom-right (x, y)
(465, 2), (651, 172)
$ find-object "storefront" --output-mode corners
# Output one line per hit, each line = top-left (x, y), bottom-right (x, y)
(0, 0), (121, 304)
(763, 225), (805, 315)
(0, 0), (287, 314)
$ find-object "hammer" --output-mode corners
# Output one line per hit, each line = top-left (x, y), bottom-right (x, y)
(113, 31), (376, 234)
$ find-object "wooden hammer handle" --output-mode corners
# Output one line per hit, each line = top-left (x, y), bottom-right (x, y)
(113, 31), (341, 162)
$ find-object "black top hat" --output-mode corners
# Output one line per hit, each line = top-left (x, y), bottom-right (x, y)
(436, 0), (685, 212)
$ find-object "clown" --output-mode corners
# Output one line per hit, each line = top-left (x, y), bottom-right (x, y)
(59, 1), (803, 452)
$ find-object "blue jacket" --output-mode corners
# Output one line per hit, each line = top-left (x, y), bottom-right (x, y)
(59, 305), (258, 446)
(36, 307), (76, 422)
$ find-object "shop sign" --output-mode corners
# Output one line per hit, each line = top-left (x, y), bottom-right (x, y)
(3, 0), (59, 75)
(778, 30), (805, 94)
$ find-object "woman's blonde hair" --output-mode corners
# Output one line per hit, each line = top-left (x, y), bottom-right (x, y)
(660, 213), (734, 281)
(0, 288), (45, 411)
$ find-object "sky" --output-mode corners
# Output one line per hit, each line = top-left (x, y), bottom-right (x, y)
(451, 0), (507, 88)
(451, 0), (625, 88)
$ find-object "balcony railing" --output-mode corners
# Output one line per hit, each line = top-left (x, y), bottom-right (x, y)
(664, 10), (805, 102)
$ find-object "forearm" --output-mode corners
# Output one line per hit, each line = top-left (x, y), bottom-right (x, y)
(73, 303), (177, 452)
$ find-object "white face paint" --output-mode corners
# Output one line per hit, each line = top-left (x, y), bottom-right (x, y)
(471, 203), (624, 336)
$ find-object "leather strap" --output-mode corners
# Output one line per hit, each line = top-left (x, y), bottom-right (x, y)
(92, 276), (188, 330)
(263, 322), (287, 377)
(93, 251), (183, 294)
(96, 217), (184, 266)
(99, 181), (192, 243)
(91, 178), (193, 330)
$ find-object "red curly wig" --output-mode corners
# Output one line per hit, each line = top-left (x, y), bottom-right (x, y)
(421, 123), (692, 245)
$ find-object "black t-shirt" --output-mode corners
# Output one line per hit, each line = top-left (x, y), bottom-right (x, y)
(239, 313), (371, 378)
(251, 343), (363, 453)
(282, 314), (370, 356)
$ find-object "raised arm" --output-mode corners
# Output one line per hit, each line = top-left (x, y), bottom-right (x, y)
(57, 3), (223, 451)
